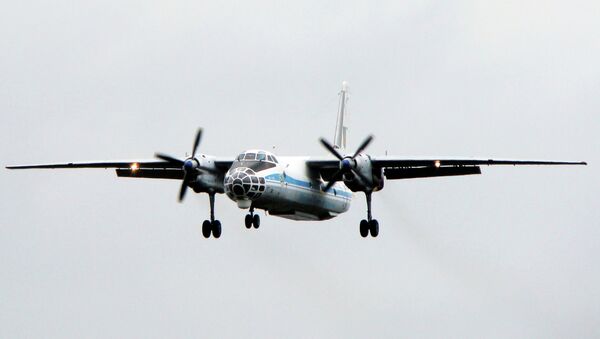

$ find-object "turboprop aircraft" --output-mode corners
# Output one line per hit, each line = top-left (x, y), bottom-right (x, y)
(6, 82), (586, 238)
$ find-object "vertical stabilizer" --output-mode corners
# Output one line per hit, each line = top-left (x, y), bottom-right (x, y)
(333, 81), (349, 151)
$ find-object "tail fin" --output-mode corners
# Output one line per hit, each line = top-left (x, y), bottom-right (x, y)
(333, 81), (349, 151)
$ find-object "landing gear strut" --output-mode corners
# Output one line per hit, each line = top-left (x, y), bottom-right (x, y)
(360, 191), (379, 238)
(202, 192), (222, 238)
(245, 206), (260, 229)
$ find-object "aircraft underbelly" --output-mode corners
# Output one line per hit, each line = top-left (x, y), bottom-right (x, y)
(255, 180), (350, 221)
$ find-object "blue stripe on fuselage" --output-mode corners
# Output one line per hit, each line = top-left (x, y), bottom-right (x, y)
(264, 173), (352, 199)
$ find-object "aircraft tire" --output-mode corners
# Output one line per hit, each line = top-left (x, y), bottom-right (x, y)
(202, 220), (212, 238)
(245, 214), (253, 229)
(369, 219), (379, 237)
(212, 220), (222, 238)
(360, 220), (369, 237)
(253, 214), (260, 229)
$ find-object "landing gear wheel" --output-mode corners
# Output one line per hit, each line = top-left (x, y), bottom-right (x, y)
(202, 220), (211, 238)
(360, 219), (369, 238)
(245, 214), (253, 229)
(212, 220), (222, 238)
(369, 219), (379, 237)
(252, 214), (260, 229)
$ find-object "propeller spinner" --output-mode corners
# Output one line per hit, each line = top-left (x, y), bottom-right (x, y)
(155, 128), (210, 202)
(319, 135), (374, 192)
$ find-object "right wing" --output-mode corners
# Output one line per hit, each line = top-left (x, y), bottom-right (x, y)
(6, 158), (235, 180)
(6, 159), (183, 179)
(6, 159), (184, 180)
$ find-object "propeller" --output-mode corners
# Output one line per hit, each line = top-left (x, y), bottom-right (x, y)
(154, 128), (210, 202)
(319, 135), (374, 192)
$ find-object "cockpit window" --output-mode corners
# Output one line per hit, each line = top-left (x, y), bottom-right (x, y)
(230, 161), (276, 172)
(233, 151), (278, 170)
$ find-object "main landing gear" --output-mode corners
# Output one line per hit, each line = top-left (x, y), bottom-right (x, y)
(244, 206), (260, 229)
(360, 191), (379, 238)
(202, 192), (222, 238)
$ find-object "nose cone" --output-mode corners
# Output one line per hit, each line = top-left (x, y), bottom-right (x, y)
(224, 167), (266, 201)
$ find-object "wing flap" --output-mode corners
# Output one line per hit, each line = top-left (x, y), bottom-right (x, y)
(115, 168), (184, 180)
(385, 166), (481, 179)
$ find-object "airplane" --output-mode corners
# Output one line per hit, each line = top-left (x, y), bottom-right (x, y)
(6, 82), (587, 239)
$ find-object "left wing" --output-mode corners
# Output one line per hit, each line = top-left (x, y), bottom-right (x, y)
(372, 157), (587, 179)
(307, 156), (587, 181)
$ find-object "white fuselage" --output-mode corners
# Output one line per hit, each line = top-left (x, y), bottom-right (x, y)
(224, 151), (352, 221)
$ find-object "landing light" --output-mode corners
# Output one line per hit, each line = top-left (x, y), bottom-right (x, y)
(434, 160), (441, 168)
(130, 163), (139, 171)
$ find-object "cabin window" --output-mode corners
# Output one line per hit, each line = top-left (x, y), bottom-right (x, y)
(271, 155), (279, 163)
(244, 153), (256, 160)
(257, 152), (266, 161)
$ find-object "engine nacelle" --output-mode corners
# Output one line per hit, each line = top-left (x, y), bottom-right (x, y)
(342, 154), (384, 192)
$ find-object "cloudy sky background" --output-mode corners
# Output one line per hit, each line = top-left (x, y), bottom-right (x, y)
(1, 1), (598, 338)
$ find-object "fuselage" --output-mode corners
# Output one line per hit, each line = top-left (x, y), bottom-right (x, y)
(224, 150), (352, 220)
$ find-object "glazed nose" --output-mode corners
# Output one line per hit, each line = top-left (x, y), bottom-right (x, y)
(232, 178), (246, 196)
(225, 167), (266, 200)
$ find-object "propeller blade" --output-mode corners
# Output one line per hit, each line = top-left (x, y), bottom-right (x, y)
(323, 180), (337, 193)
(155, 153), (184, 165)
(161, 128), (205, 203)
(319, 138), (344, 161)
(323, 168), (346, 192)
(178, 181), (188, 202)
(351, 168), (371, 188)
(353, 135), (374, 158)
(191, 128), (203, 158)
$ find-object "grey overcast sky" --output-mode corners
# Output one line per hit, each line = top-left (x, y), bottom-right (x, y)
(1, 1), (598, 338)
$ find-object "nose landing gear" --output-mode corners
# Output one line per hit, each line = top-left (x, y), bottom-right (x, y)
(202, 192), (222, 238)
(360, 191), (379, 238)
(244, 207), (260, 229)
